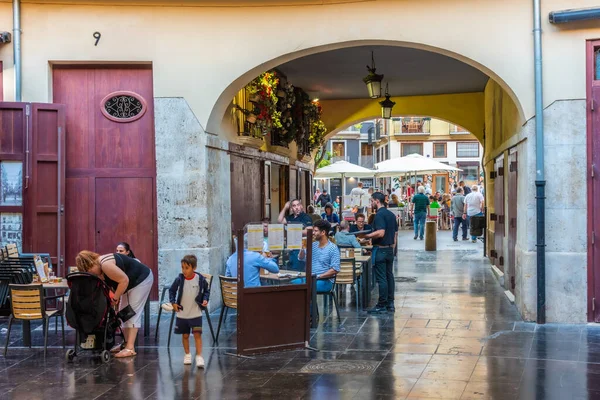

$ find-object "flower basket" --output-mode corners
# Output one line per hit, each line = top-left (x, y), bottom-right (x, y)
(238, 135), (264, 149)
(277, 89), (286, 98)
(246, 114), (257, 124)
(249, 94), (261, 103)
(269, 144), (289, 157)
(299, 153), (312, 163)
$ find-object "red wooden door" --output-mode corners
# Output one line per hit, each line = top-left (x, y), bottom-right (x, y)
(27, 104), (66, 273)
(53, 65), (157, 298)
(588, 40), (600, 321)
(507, 149), (518, 293)
(493, 155), (505, 271)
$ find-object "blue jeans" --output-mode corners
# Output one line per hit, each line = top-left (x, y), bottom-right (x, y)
(291, 277), (333, 293)
(453, 217), (468, 240)
(413, 212), (427, 238)
(467, 212), (484, 240)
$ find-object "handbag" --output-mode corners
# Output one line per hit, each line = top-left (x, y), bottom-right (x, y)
(116, 293), (136, 322)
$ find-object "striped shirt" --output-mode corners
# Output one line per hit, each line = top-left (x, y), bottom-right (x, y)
(301, 241), (340, 282)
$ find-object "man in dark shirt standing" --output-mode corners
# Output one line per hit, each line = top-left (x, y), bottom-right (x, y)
(365, 192), (398, 313)
(411, 186), (430, 240)
(316, 190), (332, 207)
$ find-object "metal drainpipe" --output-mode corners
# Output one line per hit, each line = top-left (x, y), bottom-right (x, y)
(13, 0), (21, 101)
(533, 0), (546, 324)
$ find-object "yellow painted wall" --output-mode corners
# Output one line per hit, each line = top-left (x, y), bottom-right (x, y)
(321, 92), (485, 143)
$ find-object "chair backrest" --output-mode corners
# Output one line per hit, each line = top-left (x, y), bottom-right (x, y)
(9, 284), (45, 320)
(335, 258), (356, 285)
(219, 275), (237, 309)
(6, 244), (18, 258)
(200, 272), (213, 289)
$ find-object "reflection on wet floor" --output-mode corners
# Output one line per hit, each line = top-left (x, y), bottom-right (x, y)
(0, 246), (598, 399)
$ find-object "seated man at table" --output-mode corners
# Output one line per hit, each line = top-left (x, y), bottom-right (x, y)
(225, 236), (279, 288)
(334, 221), (362, 249)
(298, 219), (340, 293)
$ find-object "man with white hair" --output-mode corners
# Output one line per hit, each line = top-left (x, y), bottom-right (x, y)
(334, 220), (362, 248)
(410, 185), (430, 240)
(463, 185), (485, 243)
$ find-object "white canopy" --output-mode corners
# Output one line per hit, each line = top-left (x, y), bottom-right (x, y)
(375, 153), (461, 177)
(314, 160), (375, 179)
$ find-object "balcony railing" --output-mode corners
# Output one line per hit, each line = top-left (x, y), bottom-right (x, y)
(391, 118), (431, 134)
(360, 157), (374, 169)
(331, 155), (349, 163)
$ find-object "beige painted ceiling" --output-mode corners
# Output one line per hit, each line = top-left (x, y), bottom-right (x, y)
(276, 45), (490, 100)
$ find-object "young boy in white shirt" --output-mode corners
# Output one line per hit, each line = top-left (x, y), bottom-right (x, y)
(166, 255), (210, 367)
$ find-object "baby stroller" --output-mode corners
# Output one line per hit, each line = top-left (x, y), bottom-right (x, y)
(65, 272), (122, 363)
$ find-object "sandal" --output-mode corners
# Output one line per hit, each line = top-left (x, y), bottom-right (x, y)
(110, 343), (125, 353)
(114, 348), (137, 358)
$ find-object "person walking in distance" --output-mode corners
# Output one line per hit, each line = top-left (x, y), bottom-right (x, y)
(410, 186), (430, 240)
(451, 187), (468, 241)
(464, 185), (485, 242)
(365, 192), (398, 313)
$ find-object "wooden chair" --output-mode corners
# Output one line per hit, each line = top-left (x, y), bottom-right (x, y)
(215, 276), (237, 344)
(4, 284), (65, 356)
(335, 258), (362, 308)
(155, 273), (216, 346)
(6, 244), (18, 258)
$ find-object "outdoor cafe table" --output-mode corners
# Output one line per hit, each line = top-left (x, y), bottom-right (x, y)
(261, 270), (319, 328)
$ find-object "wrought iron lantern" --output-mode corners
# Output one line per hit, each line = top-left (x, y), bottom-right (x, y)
(363, 51), (384, 99)
(379, 83), (396, 119)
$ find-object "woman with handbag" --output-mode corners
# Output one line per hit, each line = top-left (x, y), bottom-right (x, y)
(75, 250), (154, 358)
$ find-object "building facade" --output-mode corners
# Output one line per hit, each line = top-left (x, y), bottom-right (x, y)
(0, 0), (596, 321)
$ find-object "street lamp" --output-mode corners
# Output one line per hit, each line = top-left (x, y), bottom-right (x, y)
(379, 83), (396, 119)
(363, 51), (383, 99)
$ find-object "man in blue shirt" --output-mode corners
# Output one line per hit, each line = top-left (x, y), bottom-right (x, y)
(349, 213), (372, 233)
(334, 221), (362, 248)
(225, 236), (279, 287)
(298, 219), (340, 293)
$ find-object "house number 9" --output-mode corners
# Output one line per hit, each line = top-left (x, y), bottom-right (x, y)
(93, 32), (101, 46)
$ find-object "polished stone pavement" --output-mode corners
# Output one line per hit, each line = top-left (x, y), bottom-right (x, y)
(0, 231), (599, 399)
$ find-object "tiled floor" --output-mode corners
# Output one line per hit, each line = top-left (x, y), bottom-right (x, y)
(0, 231), (599, 399)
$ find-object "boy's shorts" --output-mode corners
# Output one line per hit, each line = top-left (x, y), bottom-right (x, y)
(174, 316), (203, 335)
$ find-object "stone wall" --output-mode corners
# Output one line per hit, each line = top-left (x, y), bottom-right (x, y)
(515, 100), (587, 323)
(155, 98), (231, 311)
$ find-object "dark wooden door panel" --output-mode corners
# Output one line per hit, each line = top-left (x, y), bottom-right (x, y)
(95, 177), (156, 293)
(507, 150), (518, 294)
(230, 155), (263, 231)
(27, 104), (66, 273)
(65, 177), (92, 267)
(0, 103), (26, 156)
(94, 69), (154, 170)
(592, 85), (600, 321)
(494, 156), (505, 272)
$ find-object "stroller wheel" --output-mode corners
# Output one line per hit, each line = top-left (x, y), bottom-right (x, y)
(101, 350), (111, 364)
(65, 349), (76, 363)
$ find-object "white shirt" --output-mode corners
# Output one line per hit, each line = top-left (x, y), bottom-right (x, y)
(178, 274), (202, 319)
(464, 192), (484, 216)
(350, 187), (366, 206)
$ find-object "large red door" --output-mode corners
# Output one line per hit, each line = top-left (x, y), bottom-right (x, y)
(587, 40), (600, 321)
(53, 66), (157, 298)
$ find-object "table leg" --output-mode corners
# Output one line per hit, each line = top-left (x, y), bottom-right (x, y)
(311, 278), (318, 329)
(143, 299), (150, 337)
(363, 261), (370, 309)
(22, 320), (31, 347)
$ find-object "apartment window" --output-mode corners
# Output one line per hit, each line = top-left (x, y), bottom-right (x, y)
(401, 143), (423, 156)
(332, 142), (346, 157)
(456, 142), (480, 158)
(360, 142), (374, 168)
(433, 143), (447, 158)
(385, 144), (389, 160)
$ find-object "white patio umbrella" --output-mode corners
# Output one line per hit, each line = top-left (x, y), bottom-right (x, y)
(375, 153), (461, 177)
(314, 160), (374, 216)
